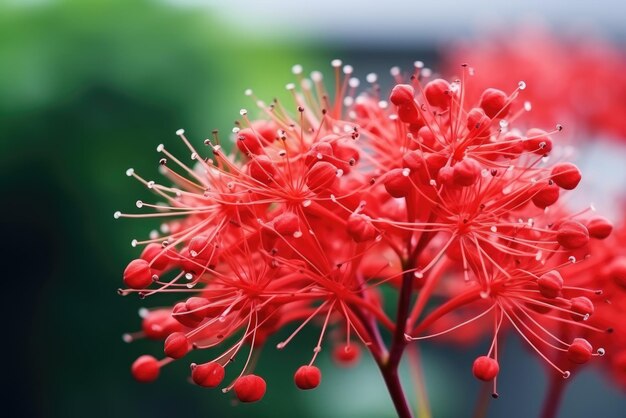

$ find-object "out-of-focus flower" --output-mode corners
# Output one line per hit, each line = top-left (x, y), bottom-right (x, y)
(443, 26), (626, 141)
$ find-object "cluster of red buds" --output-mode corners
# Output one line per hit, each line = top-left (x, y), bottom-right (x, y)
(115, 60), (626, 417)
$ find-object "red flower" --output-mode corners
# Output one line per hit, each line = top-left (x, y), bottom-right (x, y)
(115, 60), (619, 415)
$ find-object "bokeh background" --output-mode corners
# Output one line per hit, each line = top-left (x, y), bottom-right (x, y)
(2, 1), (626, 417)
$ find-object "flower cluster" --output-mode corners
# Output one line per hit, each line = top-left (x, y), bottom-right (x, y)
(116, 60), (623, 415)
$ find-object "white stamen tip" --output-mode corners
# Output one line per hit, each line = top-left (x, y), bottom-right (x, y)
(239, 109), (248, 116)
(291, 64), (303, 75)
(366, 73), (378, 83)
(156, 144), (164, 152)
(311, 71), (323, 82)
(244, 88), (253, 96)
(125, 168), (134, 177)
(113, 211), (121, 219)
(131, 239), (138, 247)
(518, 81), (526, 90)
(331, 59), (342, 68)
(285, 83), (295, 91)
(175, 129), (185, 136)
(136, 200), (143, 208)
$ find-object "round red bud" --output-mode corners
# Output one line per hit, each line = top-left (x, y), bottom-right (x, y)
(452, 158), (481, 187)
(570, 296), (594, 321)
(294, 365), (322, 390)
(551, 162), (582, 190)
(525, 129), (553, 155)
(233, 374), (266, 403)
(537, 270), (563, 299)
(236, 128), (264, 155)
(131, 355), (160, 383)
(389, 84), (415, 106)
(192, 362), (225, 388)
(567, 338), (593, 364)
(306, 161), (338, 193)
(531, 182), (560, 209)
(123, 259), (153, 289)
(479, 88), (509, 118)
(586, 216), (613, 239)
(467, 107), (491, 131)
(557, 221), (589, 249)
(273, 212), (300, 236)
(472, 356), (499, 381)
(383, 168), (412, 198)
(424, 79), (452, 109)
(164, 332), (190, 359)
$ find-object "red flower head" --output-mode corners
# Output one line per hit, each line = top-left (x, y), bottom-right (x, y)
(115, 59), (618, 415)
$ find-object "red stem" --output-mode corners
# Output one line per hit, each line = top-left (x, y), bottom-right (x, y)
(356, 274), (413, 418)
(379, 366), (414, 418)
(370, 271), (415, 418)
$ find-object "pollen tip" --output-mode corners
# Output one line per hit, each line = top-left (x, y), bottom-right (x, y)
(125, 168), (134, 177)
(156, 144), (164, 152)
(175, 129), (185, 136)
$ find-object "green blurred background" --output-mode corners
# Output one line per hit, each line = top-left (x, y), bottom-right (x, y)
(2, 1), (625, 417)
